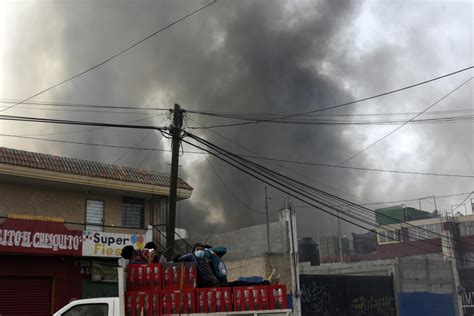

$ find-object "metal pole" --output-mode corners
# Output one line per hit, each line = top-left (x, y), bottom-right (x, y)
(166, 104), (183, 260)
(337, 209), (343, 263)
(287, 204), (301, 316)
(265, 186), (271, 252)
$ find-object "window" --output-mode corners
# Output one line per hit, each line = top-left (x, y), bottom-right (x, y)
(122, 197), (145, 228)
(62, 303), (108, 316)
(408, 223), (441, 241)
(86, 200), (104, 232)
(378, 229), (401, 244)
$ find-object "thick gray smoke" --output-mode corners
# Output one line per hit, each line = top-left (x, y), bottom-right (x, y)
(1, 0), (472, 238)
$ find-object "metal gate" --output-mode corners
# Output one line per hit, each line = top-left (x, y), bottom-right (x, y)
(300, 274), (396, 316)
(0, 276), (52, 316)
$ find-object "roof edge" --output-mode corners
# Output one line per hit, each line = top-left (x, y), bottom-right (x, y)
(0, 163), (192, 199)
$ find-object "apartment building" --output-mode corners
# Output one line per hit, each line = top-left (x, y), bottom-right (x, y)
(0, 146), (192, 314)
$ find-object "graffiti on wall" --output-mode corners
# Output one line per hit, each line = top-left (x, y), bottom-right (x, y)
(300, 281), (332, 314)
(459, 267), (474, 316)
(300, 275), (396, 316)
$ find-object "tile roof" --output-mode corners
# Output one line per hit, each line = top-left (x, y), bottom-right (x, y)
(0, 147), (193, 191)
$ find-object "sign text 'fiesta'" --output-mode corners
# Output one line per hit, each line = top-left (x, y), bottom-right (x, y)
(82, 231), (147, 257)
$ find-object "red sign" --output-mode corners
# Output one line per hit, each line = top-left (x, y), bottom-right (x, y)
(0, 218), (82, 256)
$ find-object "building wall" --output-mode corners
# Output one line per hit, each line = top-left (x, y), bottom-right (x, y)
(395, 255), (454, 294)
(300, 254), (458, 315)
(377, 238), (442, 258)
(300, 258), (395, 276)
(301, 254), (454, 294)
(226, 253), (292, 289)
(0, 181), (158, 233)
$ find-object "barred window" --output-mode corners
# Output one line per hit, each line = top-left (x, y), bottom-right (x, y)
(86, 200), (104, 232)
(122, 197), (145, 228)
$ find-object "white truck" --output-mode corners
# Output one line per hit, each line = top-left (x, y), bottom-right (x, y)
(53, 268), (292, 316)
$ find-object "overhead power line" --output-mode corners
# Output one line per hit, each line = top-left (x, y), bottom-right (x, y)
(182, 108), (474, 118)
(113, 130), (155, 164)
(184, 132), (474, 259)
(0, 133), (188, 153)
(295, 192), (474, 208)
(19, 112), (167, 138)
(205, 155), (268, 215)
(186, 114), (474, 129)
(0, 132), (470, 179)
(182, 131), (474, 262)
(0, 115), (167, 131)
(244, 155), (473, 179)
(188, 117), (375, 204)
(0, 0), (217, 113)
(450, 192), (474, 214)
(186, 66), (474, 126)
(339, 76), (473, 165)
(1, 98), (471, 117)
(137, 133), (164, 168)
(0, 98), (170, 112)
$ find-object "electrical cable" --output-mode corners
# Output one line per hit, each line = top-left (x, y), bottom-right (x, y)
(113, 130), (155, 164)
(187, 117), (374, 204)
(0, 0), (217, 113)
(1, 130), (470, 179)
(0, 114), (168, 131)
(137, 133), (164, 168)
(0, 98), (170, 112)
(183, 131), (474, 252)
(186, 66), (473, 123)
(241, 155), (474, 179)
(449, 192), (474, 215)
(186, 114), (474, 129)
(182, 136), (474, 263)
(2, 98), (470, 118)
(17, 112), (167, 138)
(184, 108), (474, 119)
(294, 191), (473, 208)
(338, 77), (473, 165)
(204, 155), (268, 215)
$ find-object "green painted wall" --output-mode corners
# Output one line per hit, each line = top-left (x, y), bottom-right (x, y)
(375, 205), (433, 225)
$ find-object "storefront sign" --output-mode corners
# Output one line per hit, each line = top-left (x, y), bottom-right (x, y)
(0, 217), (82, 256)
(82, 231), (149, 257)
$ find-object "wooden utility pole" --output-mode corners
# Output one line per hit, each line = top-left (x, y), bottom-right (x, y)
(166, 103), (183, 260)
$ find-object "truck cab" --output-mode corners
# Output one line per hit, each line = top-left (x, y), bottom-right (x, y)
(53, 297), (120, 316)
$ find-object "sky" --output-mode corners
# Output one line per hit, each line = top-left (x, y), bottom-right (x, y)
(0, 0), (473, 239)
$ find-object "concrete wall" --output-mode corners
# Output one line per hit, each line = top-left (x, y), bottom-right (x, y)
(300, 254), (459, 315)
(300, 258), (395, 276)
(0, 181), (160, 234)
(395, 255), (454, 294)
(185, 221), (289, 260)
(300, 254), (454, 294)
(226, 253), (292, 289)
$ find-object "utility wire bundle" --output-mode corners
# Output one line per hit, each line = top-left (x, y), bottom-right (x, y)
(181, 131), (474, 265)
